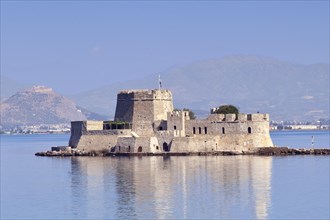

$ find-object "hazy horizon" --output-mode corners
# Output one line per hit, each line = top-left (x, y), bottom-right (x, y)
(1, 1), (329, 95)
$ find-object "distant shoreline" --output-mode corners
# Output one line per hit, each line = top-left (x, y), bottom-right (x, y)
(0, 131), (70, 135)
(2, 129), (329, 135)
(270, 129), (329, 132)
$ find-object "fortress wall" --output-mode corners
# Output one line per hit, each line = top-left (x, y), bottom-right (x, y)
(113, 136), (162, 153)
(131, 97), (154, 135)
(170, 137), (217, 152)
(71, 121), (86, 134)
(133, 137), (150, 153)
(169, 136), (240, 152)
(225, 114), (236, 122)
(238, 114), (247, 122)
(85, 129), (132, 136)
(156, 131), (175, 151)
(69, 121), (86, 147)
(185, 113), (270, 137)
(86, 121), (103, 130)
(150, 137), (161, 153)
(114, 92), (135, 122)
(74, 134), (119, 151)
(115, 137), (136, 153)
(115, 89), (173, 136)
(131, 137), (160, 153)
(207, 114), (225, 121)
(69, 135), (80, 148)
(153, 120), (168, 131)
(69, 120), (132, 150)
(246, 114), (269, 121)
(68, 91), (273, 154)
(184, 119), (273, 149)
(153, 90), (173, 121)
(251, 114), (269, 121)
(206, 113), (269, 123)
(114, 90), (154, 135)
(69, 120), (272, 153)
(170, 131), (272, 153)
(167, 111), (186, 136)
(156, 131), (174, 141)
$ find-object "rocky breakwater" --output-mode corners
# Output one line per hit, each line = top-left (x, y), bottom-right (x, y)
(257, 147), (330, 156)
(35, 146), (330, 157)
(35, 146), (108, 157)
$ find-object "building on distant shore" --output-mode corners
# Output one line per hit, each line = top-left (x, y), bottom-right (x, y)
(270, 124), (329, 130)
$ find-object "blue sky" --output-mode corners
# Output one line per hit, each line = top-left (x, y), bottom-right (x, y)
(1, 1), (329, 94)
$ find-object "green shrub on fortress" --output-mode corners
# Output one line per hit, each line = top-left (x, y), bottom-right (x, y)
(213, 105), (239, 115)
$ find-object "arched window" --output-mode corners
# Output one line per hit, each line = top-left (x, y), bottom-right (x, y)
(204, 127), (208, 134)
(193, 127), (196, 134)
(199, 127), (202, 134)
(248, 127), (252, 134)
(138, 146), (142, 152)
(222, 127), (225, 134)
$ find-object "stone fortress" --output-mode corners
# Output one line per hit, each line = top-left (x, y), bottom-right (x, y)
(68, 89), (274, 155)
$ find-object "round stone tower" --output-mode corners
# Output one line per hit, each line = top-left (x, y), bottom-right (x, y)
(114, 89), (173, 136)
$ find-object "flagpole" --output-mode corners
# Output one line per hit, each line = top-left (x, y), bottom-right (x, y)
(158, 74), (162, 90)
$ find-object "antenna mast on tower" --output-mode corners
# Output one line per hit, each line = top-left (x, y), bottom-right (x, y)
(158, 74), (162, 90)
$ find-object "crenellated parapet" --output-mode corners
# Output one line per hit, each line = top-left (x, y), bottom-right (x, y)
(207, 113), (269, 122)
(117, 89), (173, 101)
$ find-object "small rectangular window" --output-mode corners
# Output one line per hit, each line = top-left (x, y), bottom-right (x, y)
(193, 127), (196, 134)
(199, 127), (202, 134)
(204, 127), (207, 134)
(174, 125), (177, 130)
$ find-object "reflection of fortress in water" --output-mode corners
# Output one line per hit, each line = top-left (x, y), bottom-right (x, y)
(70, 156), (272, 219)
(69, 89), (273, 154)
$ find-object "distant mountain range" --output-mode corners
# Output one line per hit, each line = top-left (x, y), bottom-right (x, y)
(1, 56), (329, 122)
(72, 56), (329, 121)
(0, 86), (107, 128)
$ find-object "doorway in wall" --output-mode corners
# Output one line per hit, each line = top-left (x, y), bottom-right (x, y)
(138, 146), (142, 152)
(163, 142), (170, 152)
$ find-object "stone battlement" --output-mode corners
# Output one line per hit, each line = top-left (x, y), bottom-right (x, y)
(207, 113), (269, 122)
(117, 89), (172, 101)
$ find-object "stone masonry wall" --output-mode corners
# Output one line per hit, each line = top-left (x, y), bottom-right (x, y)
(73, 134), (118, 152)
(152, 90), (173, 121)
(114, 89), (173, 137)
(114, 92), (134, 122)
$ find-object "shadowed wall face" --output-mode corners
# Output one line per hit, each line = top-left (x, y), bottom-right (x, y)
(114, 92), (135, 122)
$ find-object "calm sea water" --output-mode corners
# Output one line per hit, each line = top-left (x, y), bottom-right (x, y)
(1, 131), (329, 219)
